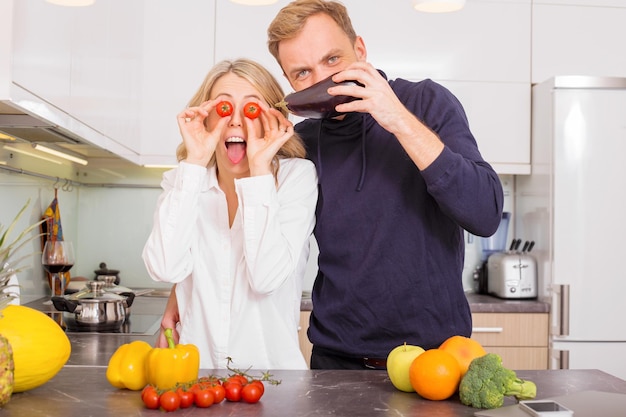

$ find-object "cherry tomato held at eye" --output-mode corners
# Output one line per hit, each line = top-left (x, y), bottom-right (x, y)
(216, 100), (234, 117)
(243, 102), (261, 120)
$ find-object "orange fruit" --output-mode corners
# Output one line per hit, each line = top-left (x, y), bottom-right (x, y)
(409, 348), (461, 401)
(439, 335), (487, 376)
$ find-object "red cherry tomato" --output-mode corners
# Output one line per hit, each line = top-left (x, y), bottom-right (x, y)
(224, 381), (243, 402)
(194, 388), (215, 408)
(216, 100), (234, 117)
(141, 385), (160, 410)
(241, 383), (264, 404)
(250, 379), (265, 395)
(176, 387), (195, 408)
(210, 383), (226, 404)
(243, 102), (261, 119)
(159, 390), (181, 412)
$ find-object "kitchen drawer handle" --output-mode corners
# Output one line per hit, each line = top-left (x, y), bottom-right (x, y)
(471, 327), (504, 333)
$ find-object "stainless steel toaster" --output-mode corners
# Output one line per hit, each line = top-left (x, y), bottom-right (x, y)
(487, 252), (538, 299)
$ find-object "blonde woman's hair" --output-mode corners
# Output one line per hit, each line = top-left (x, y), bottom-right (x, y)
(176, 58), (305, 178)
(267, 0), (357, 66)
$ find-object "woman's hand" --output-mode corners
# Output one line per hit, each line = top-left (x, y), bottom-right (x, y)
(244, 103), (295, 176)
(156, 286), (180, 348)
(177, 99), (230, 167)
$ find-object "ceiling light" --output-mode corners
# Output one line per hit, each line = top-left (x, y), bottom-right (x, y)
(46, 0), (95, 6)
(412, 0), (466, 13)
(3, 145), (62, 165)
(0, 132), (17, 141)
(32, 143), (88, 166)
(229, 0), (278, 5)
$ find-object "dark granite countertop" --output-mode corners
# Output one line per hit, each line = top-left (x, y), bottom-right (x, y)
(465, 292), (550, 313)
(301, 293), (550, 313)
(3, 367), (625, 416)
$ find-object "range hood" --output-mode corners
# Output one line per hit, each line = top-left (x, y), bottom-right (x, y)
(1, 101), (82, 143)
(0, 100), (127, 161)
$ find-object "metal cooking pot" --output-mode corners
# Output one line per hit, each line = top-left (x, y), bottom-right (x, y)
(51, 280), (135, 331)
(100, 275), (134, 317)
(94, 262), (121, 285)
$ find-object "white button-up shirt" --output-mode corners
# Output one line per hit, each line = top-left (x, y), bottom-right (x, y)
(143, 159), (318, 370)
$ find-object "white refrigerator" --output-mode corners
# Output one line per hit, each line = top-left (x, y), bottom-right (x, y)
(516, 76), (626, 381)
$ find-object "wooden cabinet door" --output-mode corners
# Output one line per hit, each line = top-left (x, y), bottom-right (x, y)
(472, 313), (549, 370)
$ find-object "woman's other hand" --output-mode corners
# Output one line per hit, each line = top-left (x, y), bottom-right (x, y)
(156, 286), (180, 348)
(245, 104), (294, 176)
(178, 99), (230, 167)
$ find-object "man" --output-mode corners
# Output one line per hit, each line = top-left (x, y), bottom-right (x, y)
(158, 0), (503, 370)
(266, 0), (503, 369)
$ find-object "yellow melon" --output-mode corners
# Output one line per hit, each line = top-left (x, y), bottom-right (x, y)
(0, 305), (71, 392)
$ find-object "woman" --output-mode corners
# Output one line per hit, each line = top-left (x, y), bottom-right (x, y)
(142, 58), (317, 370)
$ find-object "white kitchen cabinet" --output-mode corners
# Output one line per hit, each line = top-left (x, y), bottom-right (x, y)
(9, 0), (143, 161)
(345, 0), (531, 84)
(438, 81), (530, 175)
(351, 0), (532, 174)
(138, 1), (216, 166)
(11, 0), (73, 111)
(214, 1), (289, 93)
(532, 3), (626, 83)
(69, 1), (143, 155)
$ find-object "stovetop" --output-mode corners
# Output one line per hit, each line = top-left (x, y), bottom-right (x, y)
(67, 313), (162, 335)
(25, 296), (164, 336)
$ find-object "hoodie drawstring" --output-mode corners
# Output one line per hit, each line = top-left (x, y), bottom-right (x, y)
(316, 121), (323, 185)
(356, 114), (367, 191)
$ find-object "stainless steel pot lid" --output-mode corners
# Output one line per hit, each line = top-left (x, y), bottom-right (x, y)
(67, 281), (126, 302)
(100, 276), (133, 294)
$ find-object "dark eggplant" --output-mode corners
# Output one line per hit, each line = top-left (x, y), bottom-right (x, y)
(275, 73), (362, 119)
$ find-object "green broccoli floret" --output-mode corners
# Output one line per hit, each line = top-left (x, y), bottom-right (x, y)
(459, 353), (537, 409)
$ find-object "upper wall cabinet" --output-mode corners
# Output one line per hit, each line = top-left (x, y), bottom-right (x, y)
(214, 1), (289, 93)
(346, 0), (530, 84)
(138, 1), (216, 166)
(10, 0), (144, 160)
(532, 2), (626, 83)
(347, 0), (532, 174)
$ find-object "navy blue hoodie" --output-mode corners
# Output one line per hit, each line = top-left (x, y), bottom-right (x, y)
(295, 75), (504, 358)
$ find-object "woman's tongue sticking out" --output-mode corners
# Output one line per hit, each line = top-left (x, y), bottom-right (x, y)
(226, 137), (246, 164)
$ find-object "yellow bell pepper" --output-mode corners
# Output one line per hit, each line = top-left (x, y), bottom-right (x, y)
(145, 328), (200, 390)
(106, 340), (153, 390)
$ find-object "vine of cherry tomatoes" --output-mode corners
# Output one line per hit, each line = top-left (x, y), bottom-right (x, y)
(141, 374), (273, 412)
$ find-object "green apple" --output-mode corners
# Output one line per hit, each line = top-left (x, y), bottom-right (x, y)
(386, 343), (425, 392)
